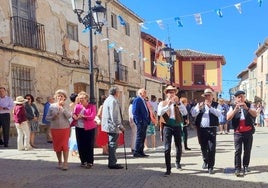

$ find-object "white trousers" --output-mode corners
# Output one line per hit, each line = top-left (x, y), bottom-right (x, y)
(15, 121), (31, 150)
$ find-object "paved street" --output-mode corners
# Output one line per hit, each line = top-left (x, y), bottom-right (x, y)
(0, 126), (268, 188)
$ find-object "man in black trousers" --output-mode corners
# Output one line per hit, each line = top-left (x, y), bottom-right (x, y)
(227, 90), (257, 177)
(191, 88), (221, 174)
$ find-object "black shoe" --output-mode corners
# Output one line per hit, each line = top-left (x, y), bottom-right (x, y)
(133, 153), (149, 158)
(208, 168), (214, 174)
(141, 153), (149, 157)
(0, 139), (3, 145)
(202, 162), (208, 169)
(4, 144), (8, 148)
(243, 166), (250, 174)
(164, 170), (171, 176)
(108, 164), (124, 169)
(175, 163), (182, 170)
(185, 147), (191, 151)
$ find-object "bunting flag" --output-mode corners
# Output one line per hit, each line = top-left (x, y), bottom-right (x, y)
(82, 27), (91, 33)
(234, 3), (242, 14)
(174, 17), (183, 27)
(108, 42), (116, 49)
(116, 47), (124, 52)
(258, 0), (263, 7)
(138, 23), (148, 30)
(194, 13), (202, 24)
(101, 38), (109, 41)
(156, 20), (165, 29)
(216, 9), (223, 17)
(118, 15), (126, 26)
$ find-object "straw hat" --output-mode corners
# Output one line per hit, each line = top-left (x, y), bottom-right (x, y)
(164, 85), (178, 94)
(201, 88), (213, 97)
(14, 96), (28, 104)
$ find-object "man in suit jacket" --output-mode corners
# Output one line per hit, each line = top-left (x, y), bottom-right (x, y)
(132, 88), (150, 157)
(102, 86), (125, 169)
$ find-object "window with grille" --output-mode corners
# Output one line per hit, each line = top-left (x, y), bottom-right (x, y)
(11, 65), (33, 99)
(67, 22), (78, 41)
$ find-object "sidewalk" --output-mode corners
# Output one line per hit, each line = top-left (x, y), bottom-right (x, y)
(0, 126), (268, 188)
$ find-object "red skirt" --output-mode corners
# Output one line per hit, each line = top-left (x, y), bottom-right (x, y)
(96, 125), (108, 147)
(51, 128), (70, 152)
(95, 125), (124, 147)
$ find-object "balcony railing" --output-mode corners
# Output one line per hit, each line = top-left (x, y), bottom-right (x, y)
(115, 64), (128, 82)
(11, 16), (46, 51)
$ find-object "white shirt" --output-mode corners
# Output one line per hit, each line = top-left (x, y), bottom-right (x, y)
(157, 101), (188, 119)
(191, 103), (221, 127)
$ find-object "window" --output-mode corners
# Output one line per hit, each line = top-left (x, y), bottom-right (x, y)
(193, 64), (205, 85)
(12, 0), (36, 20)
(114, 50), (128, 82)
(74, 83), (87, 94)
(67, 22), (78, 41)
(125, 22), (130, 36)
(11, 0), (45, 50)
(11, 65), (33, 99)
(261, 55), (263, 73)
(111, 13), (117, 29)
(129, 90), (136, 98)
(114, 49), (120, 63)
(133, 60), (136, 70)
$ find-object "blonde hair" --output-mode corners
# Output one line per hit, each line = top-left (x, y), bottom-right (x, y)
(180, 97), (188, 104)
(77, 91), (89, 100)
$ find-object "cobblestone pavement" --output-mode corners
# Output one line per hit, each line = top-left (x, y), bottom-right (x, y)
(0, 126), (268, 188)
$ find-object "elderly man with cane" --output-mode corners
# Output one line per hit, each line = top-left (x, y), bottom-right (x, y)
(102, 86), (126, 169)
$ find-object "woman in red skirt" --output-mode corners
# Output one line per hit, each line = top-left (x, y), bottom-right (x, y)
(46, 89), (72, 170)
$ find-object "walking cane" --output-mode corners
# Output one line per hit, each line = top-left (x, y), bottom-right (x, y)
(123, 132), (128, 170)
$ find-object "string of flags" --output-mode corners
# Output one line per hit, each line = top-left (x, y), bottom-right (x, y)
(82, 0), (264, 69)
(140, 0), (263, 29)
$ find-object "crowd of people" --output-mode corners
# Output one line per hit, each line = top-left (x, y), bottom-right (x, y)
(0, 85), (265, 177)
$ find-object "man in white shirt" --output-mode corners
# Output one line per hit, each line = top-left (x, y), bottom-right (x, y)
(191, 88), (221, 174)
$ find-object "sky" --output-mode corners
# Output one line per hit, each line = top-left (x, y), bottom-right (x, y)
(119, 0), (268, 99)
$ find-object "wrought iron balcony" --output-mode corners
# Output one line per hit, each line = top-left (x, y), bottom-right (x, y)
(115, 64), (128, 82)
(11, 16), (46, 51)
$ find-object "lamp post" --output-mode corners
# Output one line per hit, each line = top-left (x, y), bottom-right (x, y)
(162, 44), (177, 85)
(71, 0), (106, 103)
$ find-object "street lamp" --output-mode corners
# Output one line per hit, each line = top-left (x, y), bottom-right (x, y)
(162, 44), (177, 85)
(71, 0), (106, 103)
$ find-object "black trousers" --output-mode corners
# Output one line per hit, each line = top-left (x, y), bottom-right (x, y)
(182, 126), (188, 149)
(234, 131), (253, 170)
(76, 127), (95, 165)
(198, 127), (217, 169)
(164, 125), (182, 171)
(0, 113), (10, 146)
